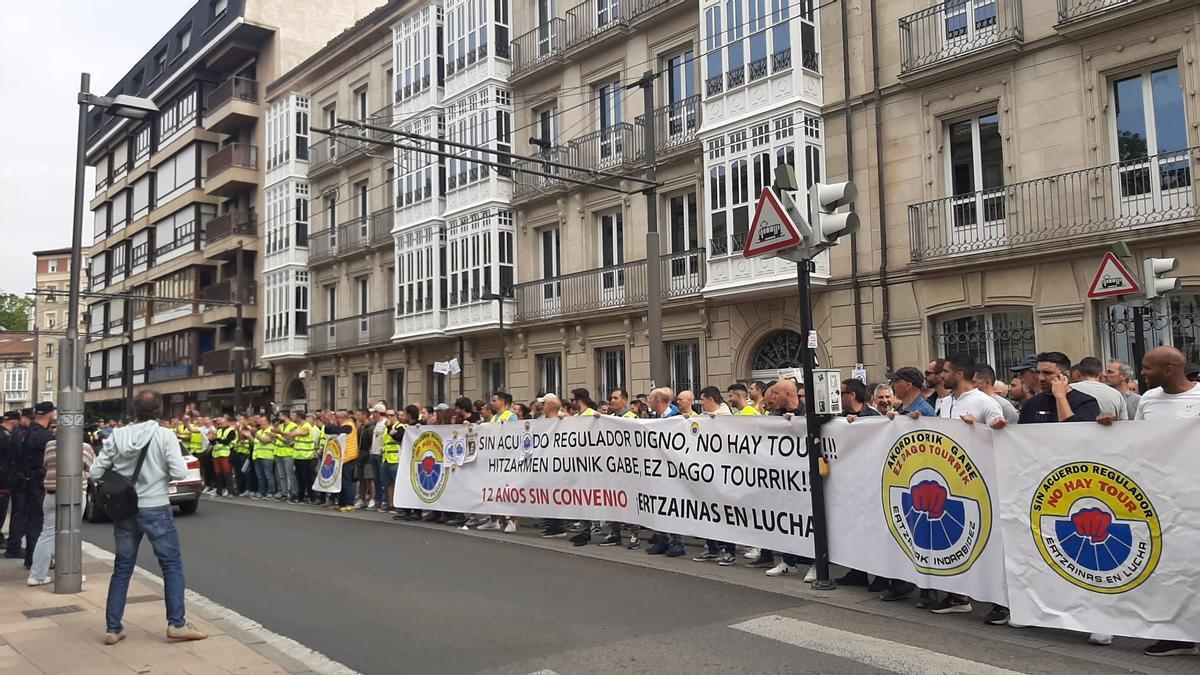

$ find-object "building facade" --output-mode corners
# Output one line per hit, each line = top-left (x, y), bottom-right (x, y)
(31, 248), (84, 404)
(818, 0), (1200, 378)
(82, 0), (387, 418)
(0, 336), (35, 412)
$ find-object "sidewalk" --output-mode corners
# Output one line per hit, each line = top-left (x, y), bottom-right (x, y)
(0, 547), (340, 674)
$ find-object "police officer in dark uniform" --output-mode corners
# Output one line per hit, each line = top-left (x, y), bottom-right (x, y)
(7, 402), (55, 568)
(4, 408), (33, 561)
(0, 410), (20, 552)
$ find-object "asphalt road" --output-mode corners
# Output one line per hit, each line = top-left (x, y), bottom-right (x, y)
(81, 501), (1170, 675)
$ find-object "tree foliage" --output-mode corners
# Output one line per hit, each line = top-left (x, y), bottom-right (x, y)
(0, 292), (32, 331)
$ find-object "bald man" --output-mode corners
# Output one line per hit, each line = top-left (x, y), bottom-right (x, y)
(646, 387), (685, 557)
(1097, 346), (1199, 657)
(676, 390), (695, 417)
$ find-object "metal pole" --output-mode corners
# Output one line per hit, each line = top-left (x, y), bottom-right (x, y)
(797, 260), (835, 590)
(497, 298), (505, 392)
(1133, 304), (1148, 394)
(458, 336), (465, 397)
(55, 72), (90, 594)
(123, 298), (134, 420)
(233, 241), (245, 416)
(636, 71), (665, 389)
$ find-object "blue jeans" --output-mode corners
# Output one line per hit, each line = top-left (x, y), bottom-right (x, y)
(255, 458), (276, 495)
(371, 456), (386, 502)
(106, 506), (186, 633)
(275, 456), (297, 497)
(30, 492), (57, 580)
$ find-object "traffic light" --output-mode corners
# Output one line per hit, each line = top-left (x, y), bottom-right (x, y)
(807, 182), (860, 251)
(1143, 257), (1179, 299)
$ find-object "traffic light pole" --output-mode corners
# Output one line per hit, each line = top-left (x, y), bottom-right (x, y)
(796, 258), (835, 590)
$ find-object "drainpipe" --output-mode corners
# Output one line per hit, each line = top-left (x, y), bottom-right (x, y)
(869, 0), (894, 368)
(841, 0), (864, 365)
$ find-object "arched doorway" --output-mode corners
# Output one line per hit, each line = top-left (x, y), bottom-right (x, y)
(750, 330), (805, 381)
(286, 378), (308, 413)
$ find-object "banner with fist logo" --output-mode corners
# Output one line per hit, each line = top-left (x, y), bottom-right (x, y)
(994, 421), (1200, 642)
(822, 417), (1008, 604)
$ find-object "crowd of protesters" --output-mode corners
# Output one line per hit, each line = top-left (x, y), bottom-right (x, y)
(9, 346), (1198, 658)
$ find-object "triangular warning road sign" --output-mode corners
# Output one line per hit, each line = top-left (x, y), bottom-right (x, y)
(1088, 251), (1141, 299)
(743, 188), (803, 258)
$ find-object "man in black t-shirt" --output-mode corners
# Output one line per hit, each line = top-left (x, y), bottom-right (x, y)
(1009, 352), (1100, 425)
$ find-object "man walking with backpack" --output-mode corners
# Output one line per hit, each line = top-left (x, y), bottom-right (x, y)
(90, 390), (207, 646)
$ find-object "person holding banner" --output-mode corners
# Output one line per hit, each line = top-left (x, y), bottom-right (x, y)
(726, 384), (760, 415)
(608, 388), (640, 420)
(644, 388), (687, 558)
(320, 410), (359, 512)
(478, 393), (519, 534)
(1097, 346), (1200, 657)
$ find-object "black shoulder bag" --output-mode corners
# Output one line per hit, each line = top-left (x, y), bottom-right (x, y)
(95, 439), (152, 521)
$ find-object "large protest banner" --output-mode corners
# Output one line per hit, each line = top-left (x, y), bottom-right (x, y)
(994, 421), (1200, 641)
(396, 415), (816, 557)
(822, 417), (1007, 604)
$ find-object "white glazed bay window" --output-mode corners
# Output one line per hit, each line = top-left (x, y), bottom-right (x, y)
(703, 0), (814, 96)
(446, 87), (513, 190)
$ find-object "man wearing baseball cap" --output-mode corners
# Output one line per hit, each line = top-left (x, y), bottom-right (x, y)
(886, 367), (935, 418)
(1009, 355), (1039, 407)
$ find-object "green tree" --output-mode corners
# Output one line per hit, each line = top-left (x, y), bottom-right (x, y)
(0, 292), (33, 331)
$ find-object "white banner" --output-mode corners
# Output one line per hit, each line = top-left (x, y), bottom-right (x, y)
(823, 417), (1007, 604)
(995, 421), (1200, 641)
(396, 415), (816, 557)
(312, 434), (344, 494)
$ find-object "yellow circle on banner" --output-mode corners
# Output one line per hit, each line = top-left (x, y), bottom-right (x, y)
(1031, 462), (1161, 594)
(410, 431), (449, 504)
(881, 429), (992, 576)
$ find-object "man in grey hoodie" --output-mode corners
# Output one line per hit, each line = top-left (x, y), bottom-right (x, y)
(90, 390), (207, 646)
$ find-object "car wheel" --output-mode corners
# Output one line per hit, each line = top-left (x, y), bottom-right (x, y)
(85, 488), (109, 524)
(178, 500), (199, 515)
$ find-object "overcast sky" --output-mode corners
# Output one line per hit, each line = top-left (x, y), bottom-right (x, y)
(0, 0), (192, 296)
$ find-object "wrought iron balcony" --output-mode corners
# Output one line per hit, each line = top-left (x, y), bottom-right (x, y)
(513, 144), (580, 198)
(569, 123), (643, 175)
(307, 209), (393, 265)
(899, 0), (1023, 74)
(309, 310), (394, 353)
(206, 76), (258, 110)
(309, 138), (339, 173)
(634, 95), (701, 156)
(206, 143), (258, 176)
(564, 0), (630, 49)
(510, 19), (565, 77)
(513, 248), (705, 322)
(909, 146), (1200, 262)
(1058, 0), (1140, 22)
(205, 209), (256, 244)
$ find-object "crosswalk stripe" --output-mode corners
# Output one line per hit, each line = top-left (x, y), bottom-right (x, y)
(730, 615), (1027, 675)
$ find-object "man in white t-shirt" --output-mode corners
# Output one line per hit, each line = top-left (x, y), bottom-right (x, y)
(934, 354), (1005, 427)
(1098, 346), (1199, 657)
(973, 363), (1019, 424)
(1071, 357), (1128, 420)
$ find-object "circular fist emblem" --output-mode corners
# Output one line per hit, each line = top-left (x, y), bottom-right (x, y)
(882, 430), (992, 576)
(1031, 462), (1160, 594)
(410, 431), (450, 504)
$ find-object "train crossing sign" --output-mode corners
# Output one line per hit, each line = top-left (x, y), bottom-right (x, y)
(743, 187), (803, 258)
(1087, 251), (1141, 299)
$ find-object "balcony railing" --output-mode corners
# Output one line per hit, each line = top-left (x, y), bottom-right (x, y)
(202, 277), (257, 304)
(513, 248), (705, 322)
(206, 143), (258, 176)
(309, 310), (394, 353)
(205, 209), (256, 244)
(899, 0), (1023, 73)
(308, 209), (392, 264)
(909, 147), (1200, 262)
(513, 144), (580, 197)
(201, 347), (254, 375)
(565, 0), (630, 48)
(370, 208), (394, 241)
(570, 123), (643, 174)
(1058, 0), (1139, 22)
(635, 95), (701, 156)
(511, 18), (565, 76)
(309, 138), (339, 172)
(206, 76), (258, 110)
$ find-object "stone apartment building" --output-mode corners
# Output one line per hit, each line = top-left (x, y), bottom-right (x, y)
(82, 0), (387, 418)
(30, 248), (84, 404)
(818, 0), (1200, 376)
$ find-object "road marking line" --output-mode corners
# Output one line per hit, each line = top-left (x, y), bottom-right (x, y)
(525, 670), (561, 675)
(730, 615), (1027, 675)
(82, 541), (358, 675)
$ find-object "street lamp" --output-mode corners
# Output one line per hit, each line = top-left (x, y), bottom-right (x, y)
(57, 73), (158, 595)
(481, 290), (506, 392)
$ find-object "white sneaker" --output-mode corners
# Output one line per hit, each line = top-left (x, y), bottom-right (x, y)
(353, 499), (365, 509)
(1088, 633), (1113, 646)
(503, 520), (517, 534)
(765, 562), (798, 577)
(27, 577), (51, 587)
(803, 565), (817, 583)
(476, 520), (500, 531)
(367, 500), (377, 509)
(744, 547), (762, 561)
